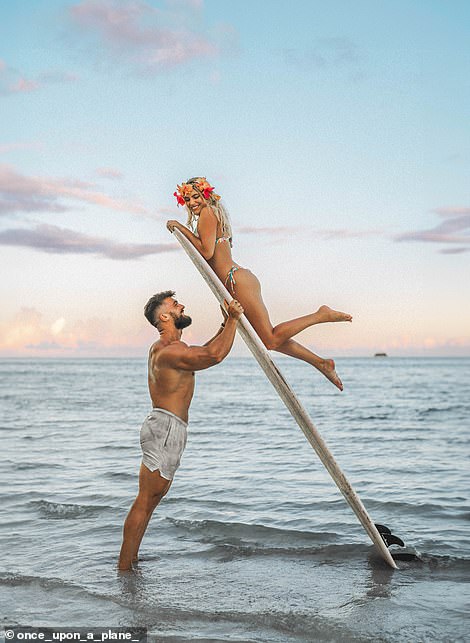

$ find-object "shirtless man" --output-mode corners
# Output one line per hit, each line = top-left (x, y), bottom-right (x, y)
(118, 290), (243, 571)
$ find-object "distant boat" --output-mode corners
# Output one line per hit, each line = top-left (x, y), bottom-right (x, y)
(374, 352), (388, 357)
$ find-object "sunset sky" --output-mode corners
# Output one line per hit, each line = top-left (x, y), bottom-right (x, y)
(1, 0), (469, 358)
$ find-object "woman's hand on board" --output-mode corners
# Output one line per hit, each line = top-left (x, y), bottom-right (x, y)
(166, 220), (182, 233)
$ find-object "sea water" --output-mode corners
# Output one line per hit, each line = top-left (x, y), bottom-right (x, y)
(0, 357), (469, 642)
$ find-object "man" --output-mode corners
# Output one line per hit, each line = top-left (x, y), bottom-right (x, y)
(118, 290), (243, 570)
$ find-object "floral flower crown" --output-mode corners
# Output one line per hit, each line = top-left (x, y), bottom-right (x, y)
(173, 178), (221, 206)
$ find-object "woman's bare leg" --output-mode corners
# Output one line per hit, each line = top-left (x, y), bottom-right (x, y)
(273, 305), (351, 345)
(231, 269), (344, 389)
(232, 270), (351, 348)
(276, 338), (343, 391)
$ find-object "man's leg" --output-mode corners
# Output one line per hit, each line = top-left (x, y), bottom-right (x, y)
(118, 463), (172, 570)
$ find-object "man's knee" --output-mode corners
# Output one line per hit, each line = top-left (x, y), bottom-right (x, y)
(146, 480), (171, 507)
(150, 489), (167, 506)
(133, 491), (162, 514)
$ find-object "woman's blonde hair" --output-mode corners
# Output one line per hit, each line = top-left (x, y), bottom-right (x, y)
(183, 177), (233, 240)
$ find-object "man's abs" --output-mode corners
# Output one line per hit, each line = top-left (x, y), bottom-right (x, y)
(148, 369), (195, 423)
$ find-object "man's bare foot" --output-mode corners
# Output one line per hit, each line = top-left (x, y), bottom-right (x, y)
(316, 305), (352, 323)
(117, 562), (134, 571)
(318, 358), (343, 391)
(117, 554), (138, 570)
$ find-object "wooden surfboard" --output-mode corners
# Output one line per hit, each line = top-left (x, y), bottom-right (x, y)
(172, 228), (398, 569)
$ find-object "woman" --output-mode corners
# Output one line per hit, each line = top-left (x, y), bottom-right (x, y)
(167, 177), (351, 390)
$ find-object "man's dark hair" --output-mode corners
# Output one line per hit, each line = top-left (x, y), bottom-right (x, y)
(144, 290), (175, 329)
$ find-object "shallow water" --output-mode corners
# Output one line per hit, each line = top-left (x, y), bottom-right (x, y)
(1, 357), (469, 642)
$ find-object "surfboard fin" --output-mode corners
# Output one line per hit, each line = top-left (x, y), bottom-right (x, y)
(381, 533), (405, 547)
(374, 523), (422, 561)
(375, 523), (405, 547)
(374, 523), (392, 535)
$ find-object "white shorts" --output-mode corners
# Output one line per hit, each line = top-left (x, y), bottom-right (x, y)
(140, 408), (188, 480)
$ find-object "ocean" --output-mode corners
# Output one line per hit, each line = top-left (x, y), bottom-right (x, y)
(0, 356), (469, 642)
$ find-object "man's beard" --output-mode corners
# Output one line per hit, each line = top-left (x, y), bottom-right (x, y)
(172, 312), (192, 330)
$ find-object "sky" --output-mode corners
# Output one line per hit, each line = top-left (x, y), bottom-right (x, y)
(1, 0), (469, 358)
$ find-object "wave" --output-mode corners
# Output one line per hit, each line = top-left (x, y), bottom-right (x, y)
(418, 404), (470, 416)
(2, 568), (468, 643)
(16, 461), (65, 471)
(206, 541), (372, 563)
(362, 497), (470, 518)
(164, 517), (470, 571)
(166, 517), (338, 544)
(30, 499), (111, 519)
(164, 496), (245, 510)
(200, 540), (470, 575)
(103, 471), (135, 480)
(0, 570), (391, 642)
(94, 444), (134, 451)
(354, 414), (392, 421)
(0, 571), (78, 591)
(0, 570), (375, 642)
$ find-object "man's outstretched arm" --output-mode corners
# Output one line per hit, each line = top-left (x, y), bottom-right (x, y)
(203, 316), (229, 346)
(202, 324), (224, 347)
(203, 303), (230, 346)
(160, 300), (244, 371)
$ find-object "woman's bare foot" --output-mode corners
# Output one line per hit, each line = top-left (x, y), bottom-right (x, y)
(316, 305), (352, 323)
(318, 358), (343, 391)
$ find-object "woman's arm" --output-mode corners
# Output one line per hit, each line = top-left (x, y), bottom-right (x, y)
(167, 206), (217, 259)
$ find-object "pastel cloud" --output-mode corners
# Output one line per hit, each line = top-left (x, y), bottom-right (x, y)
(440, 247), (469, 255)
(95, 167), (124, 180)
(433, 207), (470, 218)
(0, 307), (154, 357)
(8, 78), (41, 94)
(395, 208), (470, 250)
(386, 335), (470, 354)
(51, 317), (66, 335)
(37, 71), (79, 84)
(0, 60), (78, 95)
(284, 38), (360, 70)
(1, 308), (43, 350)
(3, 306), (468, 358)
(166, 0), (204, 9)
(237, 224), (383, 241)
(0, 223), (178, 260)
(0, 163), (147, 216)
(69, 0), (220, 72)
(0, 141), (42, 154)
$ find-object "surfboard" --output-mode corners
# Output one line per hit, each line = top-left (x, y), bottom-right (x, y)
(172, 228), (398, 569)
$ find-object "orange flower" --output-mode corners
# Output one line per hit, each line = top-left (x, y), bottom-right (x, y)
(197, 179), (211, 192)
(179, 183), (193, 197)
